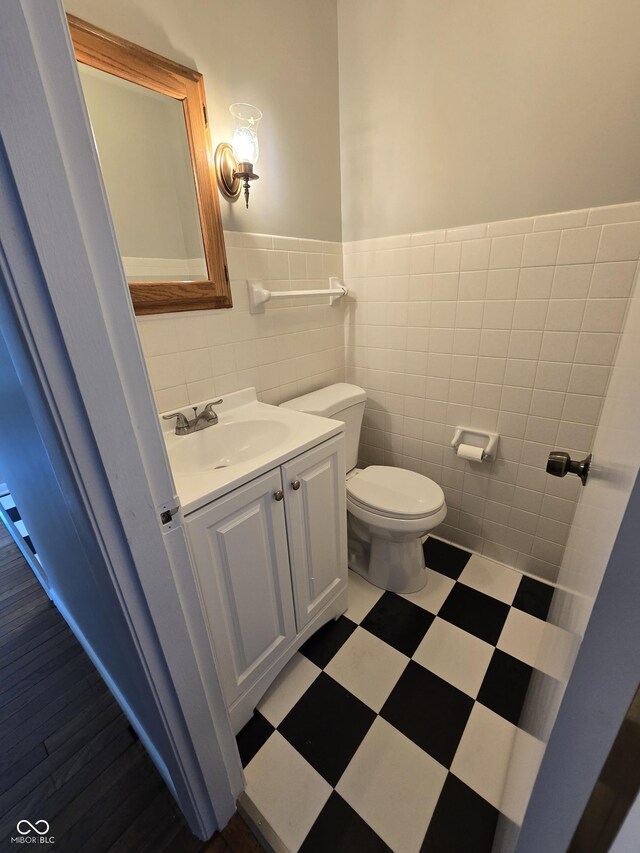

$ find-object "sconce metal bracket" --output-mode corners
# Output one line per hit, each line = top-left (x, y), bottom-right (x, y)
(215, 142), (242, 200)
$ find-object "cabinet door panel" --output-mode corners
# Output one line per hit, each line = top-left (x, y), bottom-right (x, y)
(187, 469), (295, 705)
(283, 436), (347, 630)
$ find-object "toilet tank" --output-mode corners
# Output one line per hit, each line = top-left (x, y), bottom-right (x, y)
(280, 383), (367, 471)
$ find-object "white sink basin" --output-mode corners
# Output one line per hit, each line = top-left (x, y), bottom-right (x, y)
(167, 419), (290, 474)
(161, 388), (344, 515)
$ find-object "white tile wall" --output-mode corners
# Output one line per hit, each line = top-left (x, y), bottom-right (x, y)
(136, 204), (639, 584)
(137, 232), (345, 412)
(344, 203), (640, 581)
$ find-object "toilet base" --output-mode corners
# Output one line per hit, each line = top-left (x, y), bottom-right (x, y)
(347, 516), (428, 593)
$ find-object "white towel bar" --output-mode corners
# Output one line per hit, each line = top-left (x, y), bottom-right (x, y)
(248, 277), (347, 313)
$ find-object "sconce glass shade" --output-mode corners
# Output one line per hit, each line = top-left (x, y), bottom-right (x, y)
(230, 102), (262, 166)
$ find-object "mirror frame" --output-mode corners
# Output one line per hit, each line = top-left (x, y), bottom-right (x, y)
(68, 15), (232, 314)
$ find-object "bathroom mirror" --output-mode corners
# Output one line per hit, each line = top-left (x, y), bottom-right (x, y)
(68, 15), (232, 314)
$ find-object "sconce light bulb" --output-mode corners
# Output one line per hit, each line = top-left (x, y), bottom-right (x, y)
(229, 102), (262, 167)
(232, 126), (259, 166)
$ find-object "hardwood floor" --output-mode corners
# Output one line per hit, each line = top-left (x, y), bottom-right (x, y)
(0, 520), (261, 852)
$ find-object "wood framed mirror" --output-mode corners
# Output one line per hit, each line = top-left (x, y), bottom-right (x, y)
(68, 15), (232, 314)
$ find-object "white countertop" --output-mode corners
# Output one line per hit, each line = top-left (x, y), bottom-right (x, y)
(161, 388), (344, 515)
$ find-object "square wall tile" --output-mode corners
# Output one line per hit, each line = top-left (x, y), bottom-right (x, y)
(597, 222), (640, 261)
(590, 262), (637, 297)
(552, 265), (593, 299)
(434, 242), (462, 272)
(461, 238), (491, 271)
(522, 231), (561, 267)
(557, 226), (601, 264)
(489, 235), (524, 269)
(581, 299), (627, 333)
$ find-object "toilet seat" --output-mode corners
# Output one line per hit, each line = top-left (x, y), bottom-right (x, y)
(346, 466), (445, 520)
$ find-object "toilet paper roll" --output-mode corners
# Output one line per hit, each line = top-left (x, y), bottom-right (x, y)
(457, 443), (485, 462)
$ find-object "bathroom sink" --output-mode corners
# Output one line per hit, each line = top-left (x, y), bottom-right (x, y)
(160, 388), (344, 514)
(167, 419), (290, 474)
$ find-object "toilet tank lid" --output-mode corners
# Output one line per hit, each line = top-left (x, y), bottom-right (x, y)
(279, 383), (366, 417)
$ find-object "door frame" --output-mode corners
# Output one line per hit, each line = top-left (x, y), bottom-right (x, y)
(0, 0), (242, 838)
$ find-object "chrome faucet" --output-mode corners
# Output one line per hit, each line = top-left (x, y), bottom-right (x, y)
(163, 399), (223, 435)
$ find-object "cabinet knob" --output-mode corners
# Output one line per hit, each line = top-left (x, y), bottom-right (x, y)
(274, 490), (284, 501)
(291, 480), (301, 490)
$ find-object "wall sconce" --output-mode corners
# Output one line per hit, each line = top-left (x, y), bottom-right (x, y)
(214, 103), (262, 208)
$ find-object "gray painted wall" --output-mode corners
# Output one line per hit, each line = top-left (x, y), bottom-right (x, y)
(64, 0), (343, 242)
(338, 0), (640, 241)
(0, 295), (175, 779)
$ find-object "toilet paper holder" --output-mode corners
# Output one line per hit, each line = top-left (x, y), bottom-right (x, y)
(451, 426), (499, 461)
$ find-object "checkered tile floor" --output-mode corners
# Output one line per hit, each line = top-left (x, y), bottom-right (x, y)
(0, 489), (38, 559)
(236, 537), (561, 852)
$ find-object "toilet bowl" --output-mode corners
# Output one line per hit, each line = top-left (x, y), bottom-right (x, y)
(280, 384), (447, 593)
(346, 465), (446, 592)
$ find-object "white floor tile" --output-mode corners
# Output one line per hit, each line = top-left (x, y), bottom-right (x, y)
(336, 717), (447, 853)
(499, 728), (546, 825)
(458, 555), (522, 604)
(257, 653), (321, 727)
(400, 569), (456, 613)
(498, 608), (578, 681)
(245, 731), (331, 852)
(345, 570), (384, 623)
(325, 627), (408, 712)
(412, 618), (494, 698)
(450, 703), (517, 811)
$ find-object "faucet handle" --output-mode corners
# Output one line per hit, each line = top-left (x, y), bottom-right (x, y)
(163, 411), (190, 434)
(202, 399), (223, 416)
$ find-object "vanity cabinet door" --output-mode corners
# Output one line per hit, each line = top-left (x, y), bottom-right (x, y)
(282, 436), (348, 631)
(186, 469), (296, 707)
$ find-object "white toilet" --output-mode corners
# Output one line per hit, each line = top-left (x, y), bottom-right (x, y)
(281, 383), (447, 593)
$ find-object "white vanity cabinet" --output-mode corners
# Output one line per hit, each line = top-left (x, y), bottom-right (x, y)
(186, 434), (347, 732)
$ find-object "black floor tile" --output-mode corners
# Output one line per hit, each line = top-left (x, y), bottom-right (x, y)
(423, 538), (471, 580)
(300, 791), (392, 853)
(6, 507), (20, 523)
(236, 711), (274, 768)
(421, 774), (499, 852)
(380, 661), (474, 768)
(23, 536), (36, 555)
(512, 575), (554, 621)
(360, 592), (434, 657)
(299, 616), (357, 669)
(477, 649), (533, 726)
(279, 673), (375, 786)
(438, 584), (510, 645)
